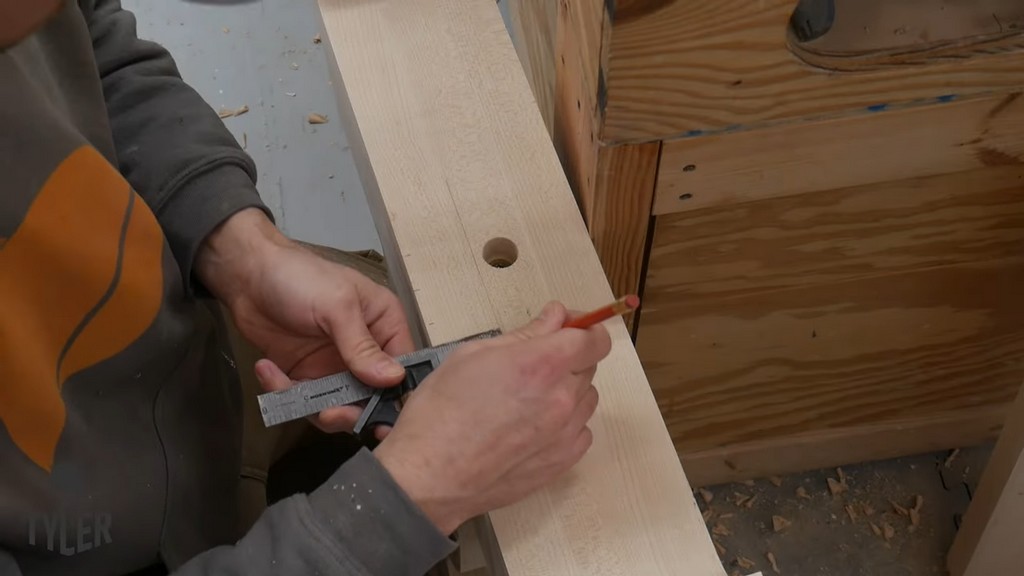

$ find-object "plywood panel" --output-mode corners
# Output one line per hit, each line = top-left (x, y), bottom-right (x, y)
(603, 0), (1024, 142)
(636, 168), (1024, 480)
(654, 93), (1024, 215)
(316, 0), (725, 574)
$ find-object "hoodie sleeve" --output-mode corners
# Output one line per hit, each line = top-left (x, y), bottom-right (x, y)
(170, 448), (456, 576)
(81, 0), (274, 294)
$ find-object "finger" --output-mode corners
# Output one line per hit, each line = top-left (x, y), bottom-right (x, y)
(254, 359), (293, 392)
(361, 283), (416, 356)
(314, 406), (364, 433)
(531, 324), (613, 376)
(564, 385), (599, 437)
(570, 366), (599, 398)
(325, 302), (406, 388)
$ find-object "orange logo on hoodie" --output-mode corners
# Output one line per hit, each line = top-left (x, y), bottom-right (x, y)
(0, 146), (164, 472)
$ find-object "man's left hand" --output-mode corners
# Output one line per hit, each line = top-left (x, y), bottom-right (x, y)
(195, 208), (414, 435)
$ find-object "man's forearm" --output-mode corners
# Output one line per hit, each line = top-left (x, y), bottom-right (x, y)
(194, 208), (290, 306)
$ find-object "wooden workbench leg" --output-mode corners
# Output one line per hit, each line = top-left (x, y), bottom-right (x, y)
(948, 381), (1024, 575)
(550, 0), (660, 330)
(588, 143), (661, 331)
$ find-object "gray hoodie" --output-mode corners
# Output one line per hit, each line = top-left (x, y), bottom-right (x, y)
(0, 1), (455, 574)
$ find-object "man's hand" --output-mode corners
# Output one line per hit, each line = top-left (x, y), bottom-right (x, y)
(373, 302), (613, 535)
(195, 208), (414, 434)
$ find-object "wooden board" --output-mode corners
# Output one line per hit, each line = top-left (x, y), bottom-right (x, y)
(653, 92), (1024, 216)
(588, 143), (660, 332)
(794, 0), (1024, 71)
(948, 382), (1024, 576)
(635, 167), (1024, 483)
(603, 0), (1024, 142)
(315, 0), (726, 574)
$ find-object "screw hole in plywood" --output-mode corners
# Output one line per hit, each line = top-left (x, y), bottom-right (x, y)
(483, 237), (519, 268)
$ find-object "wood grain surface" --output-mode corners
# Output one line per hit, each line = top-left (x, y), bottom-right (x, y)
(603, 0), (1024, 142)
(635, 167), (1024, 479)
(317, 0), (726, 574)
(654, 92), (1024, 215)
(588, 142), (660, 331)
(505, 0), (557, 136)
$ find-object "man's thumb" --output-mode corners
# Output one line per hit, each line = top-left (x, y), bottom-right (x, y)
(330, 317), (406, 387)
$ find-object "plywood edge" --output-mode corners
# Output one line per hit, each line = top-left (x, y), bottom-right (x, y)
(948, 383), (1024, 576)
(654, 91), (1024, 216)
(682, 405), (1008, 488)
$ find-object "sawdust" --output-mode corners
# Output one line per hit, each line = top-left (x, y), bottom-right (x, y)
(218, 105), (249, 118)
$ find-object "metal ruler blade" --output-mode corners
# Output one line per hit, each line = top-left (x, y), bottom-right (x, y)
(257, 329), (501, 427)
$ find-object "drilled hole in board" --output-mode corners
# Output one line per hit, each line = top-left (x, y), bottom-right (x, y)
(483, 237), (519, 269)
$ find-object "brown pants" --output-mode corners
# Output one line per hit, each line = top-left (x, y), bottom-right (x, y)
(224, 244), (390, 534)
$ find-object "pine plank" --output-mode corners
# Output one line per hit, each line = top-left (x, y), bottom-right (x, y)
(653, 93), (1024, 216)
(316, 0), (725, 574)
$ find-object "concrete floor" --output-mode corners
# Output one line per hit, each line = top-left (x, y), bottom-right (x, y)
(121, 0), (381, 252)
(703, 445), (994, 576)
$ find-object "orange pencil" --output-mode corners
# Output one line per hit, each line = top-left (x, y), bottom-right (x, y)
(563, 295), (640, 329)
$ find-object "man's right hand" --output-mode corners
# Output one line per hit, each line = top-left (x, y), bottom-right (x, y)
(373, 301), (613, 534)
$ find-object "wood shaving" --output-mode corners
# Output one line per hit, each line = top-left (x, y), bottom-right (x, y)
(736, 556), (756, 570)
(698, 488), (714, 504)
(741, 479), (755, 487)
(702, 509), (714, 523)
(766, 551), (781, 574)
(796, 486), (811, 500)
(891, 500), (909, 517)
(870, 522), (882, 537)
(241, 132), (247, 149)
(845, 504), (858, 522)
(772, 515), (791, 532)
(743, 495), (758, 509)
(222, 27), (229, 34)
(718, 513), (735, 519)
(827, 477), (847, 497)
(769, 476), (783, 487)
(883, 523), (896, 541)
(862, 502), (876, 516)
(944, 448), (961, 467)
(910, 495), (923, 526)
(217, 105), (249, 118)
(714, 540), (728, 557)
(312, 33), (322, 44)
(307, 113), (329, 124)
(733, 492), (751, 507)
(712, 523), (732, 537)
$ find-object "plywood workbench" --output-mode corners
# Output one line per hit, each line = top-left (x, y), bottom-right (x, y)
(503, 0), (1024, 488)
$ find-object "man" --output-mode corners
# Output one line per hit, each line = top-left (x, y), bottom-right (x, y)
(0, 1), (612, 575)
